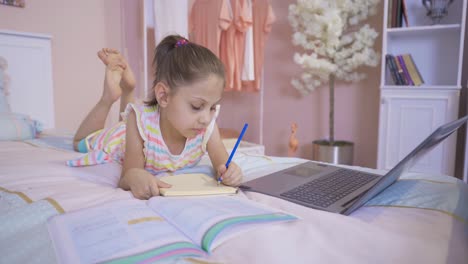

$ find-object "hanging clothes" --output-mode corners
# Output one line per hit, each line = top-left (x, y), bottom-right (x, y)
(220, 0), (252, 91)
(232, 0), (253, 90)
(153, 0), (189, 44)
(189, 0), (231, 57)
(219, 0), (235, 90)
(241, 0), (276, 91)
(241, 0), (255, 82)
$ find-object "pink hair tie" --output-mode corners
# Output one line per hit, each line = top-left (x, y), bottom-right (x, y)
(175, 39), (189, 47)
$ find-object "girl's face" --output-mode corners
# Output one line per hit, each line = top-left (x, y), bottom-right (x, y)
(164, 74), (224, 139)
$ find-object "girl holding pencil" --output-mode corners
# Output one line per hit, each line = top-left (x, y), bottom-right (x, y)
(68, 35), (243, 199)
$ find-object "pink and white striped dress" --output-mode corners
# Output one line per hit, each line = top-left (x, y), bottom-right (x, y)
(67, 104), (216, 175)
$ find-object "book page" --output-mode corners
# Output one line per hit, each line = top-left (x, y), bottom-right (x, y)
(48, 199), (205, 264)
(159, 173), (238, 196)
(147, 196), (297, 252)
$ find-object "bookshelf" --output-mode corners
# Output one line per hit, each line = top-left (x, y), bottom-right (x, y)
(378, 0), (467, 177)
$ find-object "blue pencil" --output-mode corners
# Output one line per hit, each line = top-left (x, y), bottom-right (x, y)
(218, 123), (248, 185)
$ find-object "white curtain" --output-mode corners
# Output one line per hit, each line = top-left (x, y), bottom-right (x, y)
(153, 0), (189, 44)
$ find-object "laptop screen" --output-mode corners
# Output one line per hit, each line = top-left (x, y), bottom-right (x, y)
(343, 115), (468, 215)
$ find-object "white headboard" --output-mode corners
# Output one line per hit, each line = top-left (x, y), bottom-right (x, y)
(0, 30), (55, 129)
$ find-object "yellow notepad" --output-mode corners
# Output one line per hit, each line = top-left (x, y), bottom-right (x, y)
(159, 173), (238, 196)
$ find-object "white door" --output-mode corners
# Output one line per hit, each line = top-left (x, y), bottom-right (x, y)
(378, 89), (459, 176)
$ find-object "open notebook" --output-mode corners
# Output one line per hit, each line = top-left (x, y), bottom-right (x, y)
(159, 173), (238, 196)
(47, 196), (297, 264)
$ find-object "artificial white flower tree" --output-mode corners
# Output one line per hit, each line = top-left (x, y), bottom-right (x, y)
(288, 0), (380, 145)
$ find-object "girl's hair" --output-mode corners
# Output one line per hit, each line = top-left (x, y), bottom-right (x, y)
(145, 35), (225, 106)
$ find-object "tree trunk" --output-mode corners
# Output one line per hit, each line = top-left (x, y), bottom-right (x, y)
(329, 73), (335, 145)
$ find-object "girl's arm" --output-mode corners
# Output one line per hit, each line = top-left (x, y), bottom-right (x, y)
(118, 109), (170, 199)
(206, 124), (229, 168)
(207, 124), (243, 186)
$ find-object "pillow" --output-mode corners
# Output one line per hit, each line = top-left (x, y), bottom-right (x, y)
(0, 70), (11, 112)
(0, 93), (9, 112)
(0, 112), (43, 141)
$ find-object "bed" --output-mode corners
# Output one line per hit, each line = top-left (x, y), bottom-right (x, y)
(1, 31), (467, 264)
(1, 137), (468, 264)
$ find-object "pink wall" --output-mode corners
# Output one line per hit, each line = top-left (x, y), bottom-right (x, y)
(0, 0), (125, 130)
(120, 0), (145, 100)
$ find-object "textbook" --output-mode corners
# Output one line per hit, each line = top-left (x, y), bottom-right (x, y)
(47, 196), (297, 264)
(159, 173), (238, 196)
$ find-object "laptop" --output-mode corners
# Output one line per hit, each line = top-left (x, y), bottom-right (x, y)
(239, 115), (468, 215)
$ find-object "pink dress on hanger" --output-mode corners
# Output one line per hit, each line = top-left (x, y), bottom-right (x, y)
(242, 0), (276, 91)
(220, 0), (252, 91)
(189, 0), (231, 57)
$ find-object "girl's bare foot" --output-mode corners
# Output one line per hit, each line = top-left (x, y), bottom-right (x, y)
(99, 52), (125, 105)
(98, 48), (136, 94)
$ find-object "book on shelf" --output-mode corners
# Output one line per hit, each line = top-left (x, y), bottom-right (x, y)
(395, 0), (402, 27)
(402, 54), (424, 86)
(386, 53), (424, 86)
(385, 54), (402, 85)
(391, 0), (399, 27)
(388, 0), (393, 28)
(386, 54), (405, 85)
(47, 196), (297, 264)
(401, 0), (409, 27)
(393, 55), (408, 85)
(396, 55), (414, 85)
(159, 173), (238, 196)
(388, 0), (407, 28)
(410, 54), (424, 85)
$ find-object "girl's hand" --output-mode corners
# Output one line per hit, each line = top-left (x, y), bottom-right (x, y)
(217, 162), (243, 187)
(120, 168), (171, 199)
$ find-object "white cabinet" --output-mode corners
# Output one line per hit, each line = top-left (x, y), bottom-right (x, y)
(378, 0), (467, 176)
(378, 89), (459, 174)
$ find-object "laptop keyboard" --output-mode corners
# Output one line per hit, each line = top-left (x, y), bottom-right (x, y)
(280, 169), (379, 208)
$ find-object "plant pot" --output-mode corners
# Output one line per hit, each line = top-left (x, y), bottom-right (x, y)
(312, 140), (354, 165)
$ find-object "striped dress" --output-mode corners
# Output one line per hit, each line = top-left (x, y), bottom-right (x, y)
(67, 104), (217, 175)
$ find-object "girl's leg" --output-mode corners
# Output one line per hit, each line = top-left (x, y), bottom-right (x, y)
(72, 54), (126, 151)
(99, 48), (136, 115)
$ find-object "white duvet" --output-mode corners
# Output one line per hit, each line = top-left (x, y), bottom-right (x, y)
(0, 140), (467, 264)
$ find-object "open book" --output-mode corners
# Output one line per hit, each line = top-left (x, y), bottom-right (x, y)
(159, 173), (238, 196)
(47, 195), (297, 264)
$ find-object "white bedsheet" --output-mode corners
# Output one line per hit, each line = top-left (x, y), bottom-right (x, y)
(0, 140), (467, 264)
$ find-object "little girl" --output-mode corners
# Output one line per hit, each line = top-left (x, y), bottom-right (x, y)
(69, 35), (243, 199)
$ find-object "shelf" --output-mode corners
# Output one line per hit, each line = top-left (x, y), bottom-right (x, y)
(378, 0), (466, 176)
(387, 24), (461, 35)
(381, 85), (461, 90)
